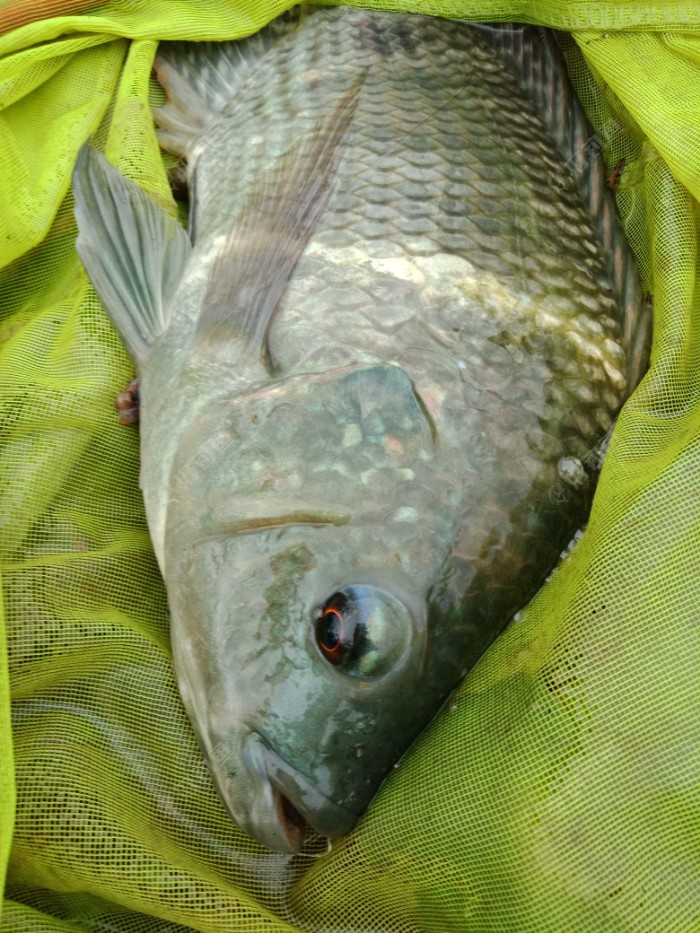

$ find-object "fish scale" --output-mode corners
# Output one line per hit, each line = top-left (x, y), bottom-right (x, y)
(72, 6), (647, 853)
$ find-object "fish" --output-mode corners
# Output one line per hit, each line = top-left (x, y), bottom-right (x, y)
(72, 6), (648, 853)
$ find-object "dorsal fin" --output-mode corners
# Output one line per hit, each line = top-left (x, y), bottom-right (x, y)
(476, 24), (647, 390)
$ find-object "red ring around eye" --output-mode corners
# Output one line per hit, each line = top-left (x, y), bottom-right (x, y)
(318, 606), (344, 659)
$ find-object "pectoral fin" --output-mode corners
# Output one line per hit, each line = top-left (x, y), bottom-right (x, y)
(196, 77), (363, 371)
(73, 145), (191, 363)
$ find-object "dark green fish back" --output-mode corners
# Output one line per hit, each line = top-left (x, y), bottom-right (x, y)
(476, 24), (643, 378)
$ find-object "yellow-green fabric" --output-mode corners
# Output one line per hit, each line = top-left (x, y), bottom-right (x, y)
(1, 2), (699, 931)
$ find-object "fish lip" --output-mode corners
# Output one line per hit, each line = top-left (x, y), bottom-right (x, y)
(241, 731), (359, 853)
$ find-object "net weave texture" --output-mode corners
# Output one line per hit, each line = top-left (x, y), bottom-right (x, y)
(1, 2), (700, 931)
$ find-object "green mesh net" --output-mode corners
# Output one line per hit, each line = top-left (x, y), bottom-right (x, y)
(2, 2), (700, 931)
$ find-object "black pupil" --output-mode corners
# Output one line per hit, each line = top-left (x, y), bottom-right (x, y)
(320, 611), (342, 651)
(317, 592), (352, 664)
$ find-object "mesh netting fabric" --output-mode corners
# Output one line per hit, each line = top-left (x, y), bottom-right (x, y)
(1, 2), (700, 931)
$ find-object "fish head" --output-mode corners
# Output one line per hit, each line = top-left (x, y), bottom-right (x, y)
(163, 364), (465, 852)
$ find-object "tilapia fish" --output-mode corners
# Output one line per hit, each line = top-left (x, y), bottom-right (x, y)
(73, 7), (645, 853)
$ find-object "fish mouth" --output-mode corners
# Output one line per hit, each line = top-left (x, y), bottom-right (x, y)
(273, 788), (308, 852)
(241, 731), (359, 853)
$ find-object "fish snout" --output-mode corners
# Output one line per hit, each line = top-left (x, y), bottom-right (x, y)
(240, 731), (359, 853)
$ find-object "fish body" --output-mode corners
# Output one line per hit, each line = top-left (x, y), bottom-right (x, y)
(73, 7), (644, 853)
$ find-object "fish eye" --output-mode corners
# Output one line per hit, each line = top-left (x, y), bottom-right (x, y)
(314, 585), (414, 678)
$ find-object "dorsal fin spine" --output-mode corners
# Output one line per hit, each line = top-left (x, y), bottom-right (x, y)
(478, 23), (645, 385)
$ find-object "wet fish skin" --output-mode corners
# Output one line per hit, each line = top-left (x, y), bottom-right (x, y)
(72, 7), (642, 853)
